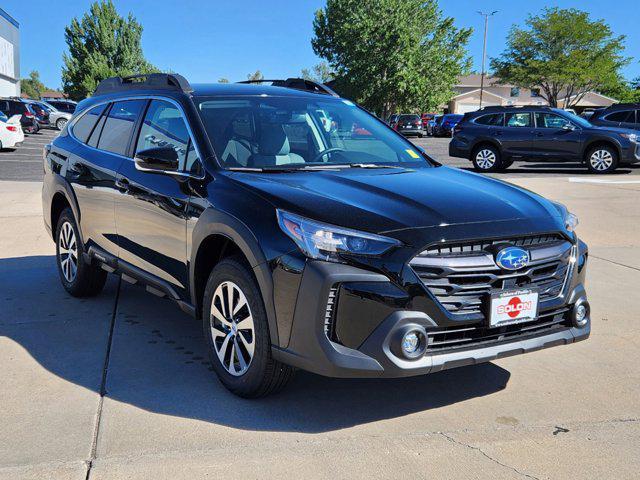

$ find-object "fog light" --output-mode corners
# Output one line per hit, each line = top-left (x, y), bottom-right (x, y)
(573, 301), (589, 328)
(402, 332), (420, 355)
(399, 328), (427, 359)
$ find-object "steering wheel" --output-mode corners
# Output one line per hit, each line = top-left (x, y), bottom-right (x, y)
(312, 147), (346, 163)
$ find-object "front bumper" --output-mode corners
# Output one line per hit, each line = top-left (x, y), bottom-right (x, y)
(272, 245), (590, 378)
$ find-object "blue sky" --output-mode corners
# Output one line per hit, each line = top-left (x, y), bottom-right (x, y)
(8, 0), (640, 90)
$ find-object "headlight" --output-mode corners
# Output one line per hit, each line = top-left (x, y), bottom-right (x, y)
(620, 133), (638, 142)
(551, 201), (579, 232)
(277, 210), (401, 262)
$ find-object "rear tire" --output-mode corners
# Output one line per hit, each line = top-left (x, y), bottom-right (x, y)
(55, 208), (107, 297)
(586, 145), (618, 173)
(202, 257), (294, 398)
(472, 145), (503, 172)
(56, 118), (68, 130)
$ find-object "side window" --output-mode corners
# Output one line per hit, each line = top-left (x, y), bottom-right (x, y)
(474, 113), (504, 126)
(505, 112), (532, 128)
(72, 104), (106, 143)
(98, 100), (146, 156)
(534, 113), (571, 129)
(604, 110), (633, 123)
(635, 110), (640, 125)
(135, 100), (191, 169)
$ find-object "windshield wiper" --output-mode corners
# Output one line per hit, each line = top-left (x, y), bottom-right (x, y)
(227, 163), (402, 173)
(346, 163), (401, 169)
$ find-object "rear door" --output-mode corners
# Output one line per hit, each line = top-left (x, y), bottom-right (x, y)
(65, 101), (146, 257)
(501, 112), (534, 157)
(532, 112), (582, 160)
(114, 98), (198, 295)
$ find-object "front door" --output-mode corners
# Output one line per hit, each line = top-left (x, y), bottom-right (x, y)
(532, 112), (582, 160)
(115, 99), (195, 296)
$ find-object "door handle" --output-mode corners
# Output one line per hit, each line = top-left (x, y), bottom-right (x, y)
(115, 178), (130, 192)
(535, 132), (544, 137)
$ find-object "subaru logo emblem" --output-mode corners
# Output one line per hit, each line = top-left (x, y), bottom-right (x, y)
(495, 246), (530, 270)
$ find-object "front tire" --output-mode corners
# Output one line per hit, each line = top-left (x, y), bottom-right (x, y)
(55, 208), (107, 297)
(56, 118), (68, 130)
(202, 257), (294, 398)
(472, 145), (503, 172)
(586, 145), (618, 173)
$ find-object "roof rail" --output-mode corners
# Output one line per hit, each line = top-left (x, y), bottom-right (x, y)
(479, 105), (551, 112)
(609, 102), (640, 108)
(94, 73), (193, 96)
(237, 78), (340, 97)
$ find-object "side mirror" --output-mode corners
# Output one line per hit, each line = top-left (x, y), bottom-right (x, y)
(134, 146), (179, 173)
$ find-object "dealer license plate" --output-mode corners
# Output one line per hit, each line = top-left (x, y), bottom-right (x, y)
(489, 289), (539, 327)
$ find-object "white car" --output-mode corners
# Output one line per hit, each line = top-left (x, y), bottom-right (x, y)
(38, 101), (72, 130)
(0, 114), (24, 149)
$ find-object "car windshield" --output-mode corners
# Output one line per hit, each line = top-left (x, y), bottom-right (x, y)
(555, 109), (592, 128)
(196, 96), (431, 170)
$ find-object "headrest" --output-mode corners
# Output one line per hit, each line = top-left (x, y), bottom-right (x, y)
(258, 124), (290, 156)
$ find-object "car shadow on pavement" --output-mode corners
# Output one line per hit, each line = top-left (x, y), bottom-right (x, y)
(462, 163), (639, 175)
(1, 255), (511, 433)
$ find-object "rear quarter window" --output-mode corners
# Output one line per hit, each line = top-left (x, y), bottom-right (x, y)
(474, 113), (504, 126)
(71, 104), (106, 143)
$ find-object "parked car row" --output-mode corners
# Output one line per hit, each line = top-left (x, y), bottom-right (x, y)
(0, 97), (76, 138)
(386, 112), (464, 138)
(449, 104), (640, 174)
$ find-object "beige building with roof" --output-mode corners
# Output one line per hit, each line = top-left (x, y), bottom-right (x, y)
(448, 74), (617, 114)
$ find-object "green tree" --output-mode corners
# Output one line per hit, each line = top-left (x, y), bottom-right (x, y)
(491, 8), (629, 108)
(312, 0), (471, 117)
(246, 70), (264, 81)
(218, 78), (230, 83)
(20, 71), (47, 99)
(301, 61), (334, 83)
(62, 0), (157, 99)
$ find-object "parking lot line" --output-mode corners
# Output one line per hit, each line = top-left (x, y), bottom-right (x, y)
(568, 177), (640, 184)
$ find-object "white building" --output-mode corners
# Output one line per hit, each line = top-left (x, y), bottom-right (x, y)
(0, 8), (19, 98)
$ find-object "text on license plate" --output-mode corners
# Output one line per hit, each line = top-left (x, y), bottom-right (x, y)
(489, 289), (539, 327)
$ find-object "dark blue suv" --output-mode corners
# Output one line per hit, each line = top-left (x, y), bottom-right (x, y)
(449, 106), (640, 173)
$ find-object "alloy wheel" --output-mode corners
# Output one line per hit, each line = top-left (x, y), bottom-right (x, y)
(210, 281), (255, 376)
(476, 149), (496, 169)
(57, 118), (68, 130)
(589, 149), (613, 171)
(58, 221), (78, 283)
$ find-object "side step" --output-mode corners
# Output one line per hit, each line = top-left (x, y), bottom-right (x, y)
(86, 246), (196, 317)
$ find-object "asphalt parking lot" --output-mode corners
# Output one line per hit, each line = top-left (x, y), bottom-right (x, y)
(1, 130), (639, 479)
(2, 131), (639, 182)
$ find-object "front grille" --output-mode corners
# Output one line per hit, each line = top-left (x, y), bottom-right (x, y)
(410, 237), (574, 316)
(422, 234), (564, 257)
(426, 307), (571, 351)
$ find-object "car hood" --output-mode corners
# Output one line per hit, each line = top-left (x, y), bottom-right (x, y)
(226, 166), (563, 238)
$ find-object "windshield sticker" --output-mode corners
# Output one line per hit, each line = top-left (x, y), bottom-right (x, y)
(406, 149), (420, 159)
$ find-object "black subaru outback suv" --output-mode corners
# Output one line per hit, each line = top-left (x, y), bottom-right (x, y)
(43, 74), (590, 397)
(449, 106), (640, 173)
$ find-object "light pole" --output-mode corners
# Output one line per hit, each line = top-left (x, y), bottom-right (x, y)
(478, 10), (497, 109)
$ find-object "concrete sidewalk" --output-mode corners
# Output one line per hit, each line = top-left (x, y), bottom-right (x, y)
(0, 178), (638, 479)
